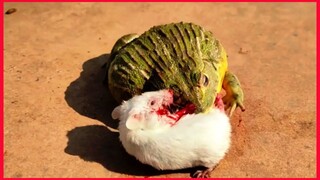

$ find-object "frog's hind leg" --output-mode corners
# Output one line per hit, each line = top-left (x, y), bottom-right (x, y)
(222, 71), (245, 116)
(103, 34), (139, 85)
(110, 34), (139, 55)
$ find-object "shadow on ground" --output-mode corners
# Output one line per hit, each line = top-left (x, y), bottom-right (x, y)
(64, 55), (198, 177)
(64, 125), (200, 176)
(64, 54), (118, 129)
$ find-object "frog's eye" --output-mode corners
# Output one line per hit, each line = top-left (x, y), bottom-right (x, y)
(200, 74), (209, 87)
(191, 73), (209, 87)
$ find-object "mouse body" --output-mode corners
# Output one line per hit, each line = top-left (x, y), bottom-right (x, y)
(112, 89), (231, 177)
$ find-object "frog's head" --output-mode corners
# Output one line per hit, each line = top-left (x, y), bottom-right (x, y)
(188, 62), (220, 113)
(170, 59), (225, 114)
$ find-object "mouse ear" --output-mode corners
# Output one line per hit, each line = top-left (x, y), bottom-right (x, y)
(111, 106), (121, 120)
(126, 111), (143, 130)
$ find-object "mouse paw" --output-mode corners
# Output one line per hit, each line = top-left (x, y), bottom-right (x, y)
(192, 167), (214, 178)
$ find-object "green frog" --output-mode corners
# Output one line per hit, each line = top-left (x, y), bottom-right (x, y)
(105, 22), (245, 116)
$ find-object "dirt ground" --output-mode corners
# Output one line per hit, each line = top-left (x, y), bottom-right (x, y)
(4, 2), (316, 178)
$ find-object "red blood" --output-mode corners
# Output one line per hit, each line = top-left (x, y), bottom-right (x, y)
(156, 89), (197, 123)
(156, 103), (196, 122)
(156, 108), (169, 116)
(156, 108), (179, 121)
(175, 103), (196, 119)
(214, 93), (224, 111)
(168, 89), (174, 95)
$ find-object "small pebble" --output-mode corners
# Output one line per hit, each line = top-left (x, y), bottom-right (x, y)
(238, 47), (249, 54)
(5, 8), (17, 15)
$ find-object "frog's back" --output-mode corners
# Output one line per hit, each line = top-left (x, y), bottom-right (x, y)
(108, 22), (228, 103)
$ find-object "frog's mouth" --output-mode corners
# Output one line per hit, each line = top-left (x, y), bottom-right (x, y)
(152, 90), (196, 122)
(169, 87), (212, 113)
(155, 90), (224, 123)
(156, 101), (196, 122)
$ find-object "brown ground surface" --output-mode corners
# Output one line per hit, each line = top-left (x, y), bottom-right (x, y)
(4, 2), (316, 178)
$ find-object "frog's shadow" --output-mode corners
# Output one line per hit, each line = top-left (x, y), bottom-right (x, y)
(64, 54), (199, 177)
(64, 54), (117, 128)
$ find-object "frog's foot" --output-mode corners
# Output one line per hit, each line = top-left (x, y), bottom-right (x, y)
(223, 94), (245, 117)
(222, 71), (245, 117)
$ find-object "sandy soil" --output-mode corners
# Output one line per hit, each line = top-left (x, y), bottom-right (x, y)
(4, 2), (316, 178)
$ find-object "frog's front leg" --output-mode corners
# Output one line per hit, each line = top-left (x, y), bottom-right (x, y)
(222, 71), (245, 116)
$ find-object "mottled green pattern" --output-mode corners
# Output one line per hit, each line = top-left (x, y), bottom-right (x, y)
(107, 22), (227, 112)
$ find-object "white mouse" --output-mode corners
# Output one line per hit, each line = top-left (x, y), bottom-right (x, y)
(112, 89), (231, 178)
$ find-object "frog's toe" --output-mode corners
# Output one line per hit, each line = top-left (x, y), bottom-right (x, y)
(222, 71), (245, 117)
(223, 95), (245, 117)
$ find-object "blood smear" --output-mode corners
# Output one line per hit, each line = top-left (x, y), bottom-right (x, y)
(156, 103), (196, 121)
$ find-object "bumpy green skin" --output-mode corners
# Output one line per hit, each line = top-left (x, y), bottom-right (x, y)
(107, 22), (241, 114)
